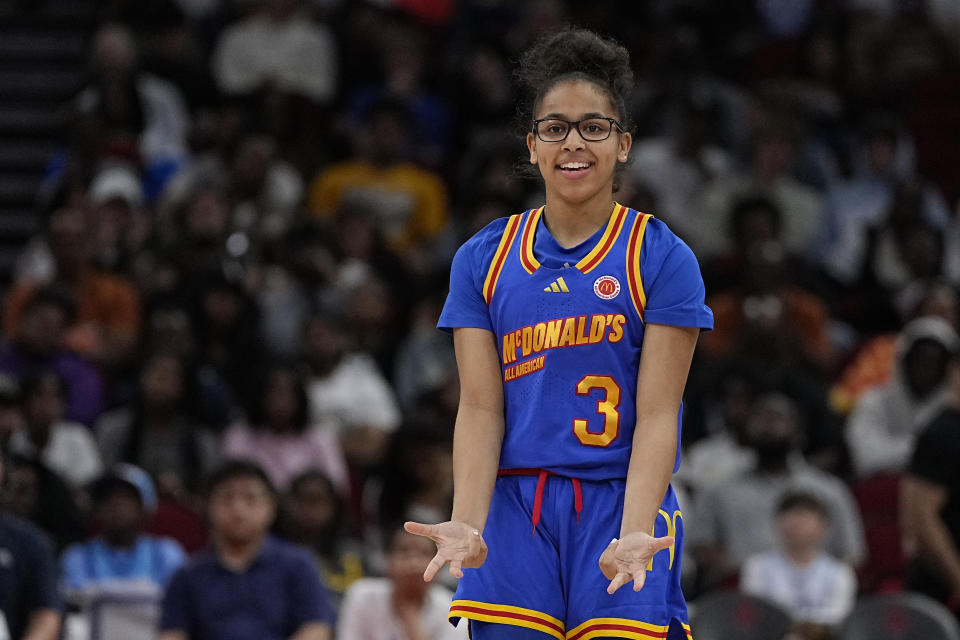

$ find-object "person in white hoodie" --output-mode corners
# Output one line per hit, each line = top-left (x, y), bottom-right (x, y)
(846, 315), (960, 479)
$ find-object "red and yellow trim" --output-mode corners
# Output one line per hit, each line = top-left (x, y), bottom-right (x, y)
(450, 600), (565, 640)
(625, 212), (652, 321)
(519, 207), (544, 273)
(483, 213), (523, 304)
(566, 617), (693, 640)
(576, 203), (628, 274)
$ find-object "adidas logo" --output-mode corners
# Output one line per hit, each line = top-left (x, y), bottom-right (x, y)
(544, 277), (570, 293)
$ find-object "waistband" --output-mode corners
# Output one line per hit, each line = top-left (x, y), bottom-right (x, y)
(498, 468), (582, 535)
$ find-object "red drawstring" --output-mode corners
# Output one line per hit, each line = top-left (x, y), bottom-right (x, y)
(572, 478), (582, 525)
(498, 468), (583, 534)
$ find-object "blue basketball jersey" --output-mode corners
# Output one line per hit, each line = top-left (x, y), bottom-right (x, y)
(439, 203), (713, 481)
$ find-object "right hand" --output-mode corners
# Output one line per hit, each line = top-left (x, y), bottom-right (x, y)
(403, 520), (488, 581)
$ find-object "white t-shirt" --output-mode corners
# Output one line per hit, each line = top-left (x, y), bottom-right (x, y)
(337, 578), (467, 640)
(10, 421), (103, 489)
(740, 550), (857, 625)
(308, 354), (401, 434)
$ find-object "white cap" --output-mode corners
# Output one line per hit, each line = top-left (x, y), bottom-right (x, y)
(88, 165), (144, 210)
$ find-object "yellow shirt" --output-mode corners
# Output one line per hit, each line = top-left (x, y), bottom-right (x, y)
(308, 160), (448, 251)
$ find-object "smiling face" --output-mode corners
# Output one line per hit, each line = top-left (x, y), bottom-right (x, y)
(526, 79), (631, 209)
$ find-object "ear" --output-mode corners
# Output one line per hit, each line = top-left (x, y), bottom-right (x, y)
(526, 132), (538, 165)
(617, 131), (632, 163)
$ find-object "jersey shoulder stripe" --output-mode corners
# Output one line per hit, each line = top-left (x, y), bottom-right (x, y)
(519, 206), (543, 274)
(482, 212), (524, 304)
(625, 211), (653, 320)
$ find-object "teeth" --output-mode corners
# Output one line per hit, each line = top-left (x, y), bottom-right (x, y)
(560, 162), (590, 169)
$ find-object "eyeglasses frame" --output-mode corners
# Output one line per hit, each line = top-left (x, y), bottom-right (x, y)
(531, 117), (625, 143)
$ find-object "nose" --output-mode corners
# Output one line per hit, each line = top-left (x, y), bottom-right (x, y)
(563, 126), (586, 151)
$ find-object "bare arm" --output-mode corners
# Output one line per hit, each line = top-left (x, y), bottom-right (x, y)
(22, 609), (60, 640)
(902, 474), (960, 595)
(289, 621), (331, 640)
(405, 327), (504, 580)
(450, 327), (506, 530)
(604, 324), (700, 593)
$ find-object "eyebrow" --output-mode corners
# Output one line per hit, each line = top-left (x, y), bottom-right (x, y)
(540, 112), (609, 120)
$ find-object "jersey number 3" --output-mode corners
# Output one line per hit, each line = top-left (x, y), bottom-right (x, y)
(573, 375), (621, 447)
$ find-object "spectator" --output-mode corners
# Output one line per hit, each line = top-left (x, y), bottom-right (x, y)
(1, 454), (82, 552)
(280, 469), (366, 610)
(628, 90), (733, 239)
(901, 366), (960, 615)
(829, 280), (959, 415)
(302, 312), (401, 471)
(741, 491), (857, 633)
(60, 464), (185, 595)
(222, 363), (347, 493)
(8, 371), (103, 490)
(846, 315), (959, 479)
(307, 99), (449, 256)
(690, 393), (866, 588)
(211, 0), (338, 103)
(95, 351), (219, 500)
(2, 207), (142, 368)
(0, 286), (104, 426)
(158, 460), (334, 640)
(74, 23), (190, 189)
(690, 115), (823, 261)
(337, 527), (466, 640)
(0, 456), (61, 640)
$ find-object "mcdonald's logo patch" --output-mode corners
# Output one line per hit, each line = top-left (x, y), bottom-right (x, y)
(593, 275), (620, 300)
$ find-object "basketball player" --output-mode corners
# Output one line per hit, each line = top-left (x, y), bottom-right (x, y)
(405, 28), (713, 640)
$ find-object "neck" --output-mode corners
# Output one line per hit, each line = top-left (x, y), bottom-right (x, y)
(214, 533), (266, 571)
(785, 545), (818, 567)
(104, 530), (139, 550)
(542, 192), (615, 249)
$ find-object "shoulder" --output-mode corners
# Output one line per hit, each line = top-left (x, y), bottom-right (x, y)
(0, 514), (55, 554)
(636, 214), (697, 260)
(344, 577), (390, 599)
(265, 537), (319, 569)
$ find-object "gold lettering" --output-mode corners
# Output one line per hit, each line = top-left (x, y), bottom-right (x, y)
(589, 314), (606, 343)
(521, 326), (533, 356)
(544, 319), (562, 350)
(502, 332), (517, 364)
(532, 322), (546, 352)
(609, 314), (625, 342)
(559, 317), (577, 347)
(575, 316), (589, 345)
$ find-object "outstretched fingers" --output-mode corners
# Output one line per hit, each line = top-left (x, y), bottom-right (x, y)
(607, 572), (632, 595)
(449, 557), (464, 579)
(404, 521), (438, 539)
(423, 550), (446, 582)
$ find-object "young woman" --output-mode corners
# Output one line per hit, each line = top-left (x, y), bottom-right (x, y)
(405, 28), (713, 640)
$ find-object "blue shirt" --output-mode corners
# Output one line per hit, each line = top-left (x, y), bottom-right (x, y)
(61, 535), (186, 592)
(159, 536), (333, 640)
(439, 204), (713, 479)
(0, 514), (61, 638)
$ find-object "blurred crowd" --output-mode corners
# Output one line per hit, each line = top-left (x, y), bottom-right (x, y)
(1, 0), (960, 638)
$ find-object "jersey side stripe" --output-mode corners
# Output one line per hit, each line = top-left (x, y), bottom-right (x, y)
(483, 213), (523, 304)
(576, 203), (627, 273)
(520, 206), (543, 273)
(625, 212), (652, 320)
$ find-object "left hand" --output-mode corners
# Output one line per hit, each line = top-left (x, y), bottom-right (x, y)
(599, 532), (674, 594)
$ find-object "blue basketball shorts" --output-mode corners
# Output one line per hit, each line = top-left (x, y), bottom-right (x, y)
(448, 471), (692, 639)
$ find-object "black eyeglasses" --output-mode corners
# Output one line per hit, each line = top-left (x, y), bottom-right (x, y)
(531, 117), (624, 143)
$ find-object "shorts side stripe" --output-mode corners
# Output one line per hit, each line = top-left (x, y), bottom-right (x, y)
(450, 600), (564, 639)
(566, 617), (671, 640)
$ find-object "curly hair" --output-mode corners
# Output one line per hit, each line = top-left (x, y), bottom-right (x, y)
(516, 28), (634, 131)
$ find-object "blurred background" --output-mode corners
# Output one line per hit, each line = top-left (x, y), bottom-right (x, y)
(0, 0), (959, 638)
